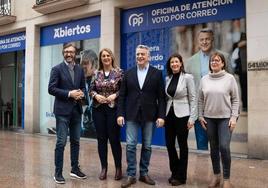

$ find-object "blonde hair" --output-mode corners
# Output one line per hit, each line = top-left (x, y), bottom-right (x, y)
(98, 48), (117, 70)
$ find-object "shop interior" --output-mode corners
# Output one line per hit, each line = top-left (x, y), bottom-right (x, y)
(0, 50), (24, 130)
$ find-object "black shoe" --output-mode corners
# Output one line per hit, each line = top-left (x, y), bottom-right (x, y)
(70, 167), (87, 179)
(54, 172), (65, 184)
(121, 176), (136, 188)
(139, 175), (156, 185)
(114, 168), (122, 180)
(170, 178), (186, 186)
(168, 176), (173, 184)
(99, 168), (107, 180)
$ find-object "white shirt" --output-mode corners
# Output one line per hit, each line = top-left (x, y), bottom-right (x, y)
(137, 64), (149, 89)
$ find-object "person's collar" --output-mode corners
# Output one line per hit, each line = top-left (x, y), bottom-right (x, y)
(209, 70), (226, 78)
(172, 71), (181, 76)
(200, 51), (209, 57)
(200, 49), (214, 57)
(64, 60), (74, 66)
(137, 63), (149, 71)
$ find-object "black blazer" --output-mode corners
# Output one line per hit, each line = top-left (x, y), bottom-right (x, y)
(48, 62), (85, 115)
(117, 65), (166, 122)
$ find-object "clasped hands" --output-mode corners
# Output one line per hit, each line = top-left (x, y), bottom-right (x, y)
(95, 93), (116, 104)
(70, 89), (84, 101)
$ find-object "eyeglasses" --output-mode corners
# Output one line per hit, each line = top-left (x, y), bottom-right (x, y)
(64, 51), (75, 54)
(211, 59), (221, 63)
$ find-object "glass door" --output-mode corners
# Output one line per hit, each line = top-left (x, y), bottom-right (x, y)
(0, 50), (24, 129)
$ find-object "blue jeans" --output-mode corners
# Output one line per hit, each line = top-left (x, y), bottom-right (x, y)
(205, 118), (232, 179)
(126, 121), (154, 177)
(55, 105), (81, 174)
(194, 120), (208, 150)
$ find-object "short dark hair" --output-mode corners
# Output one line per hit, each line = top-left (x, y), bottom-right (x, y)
(209, 52), (226, 72)
(166, 53), (185, 76)
(199, 27), (214, 35)
(198, 28), (214, 41)
(62, 42), (77, 55)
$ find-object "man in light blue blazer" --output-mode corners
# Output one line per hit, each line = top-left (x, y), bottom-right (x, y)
(185, 28), (230, 150)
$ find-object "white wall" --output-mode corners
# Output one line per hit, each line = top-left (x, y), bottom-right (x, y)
(247, 0), (268, 159)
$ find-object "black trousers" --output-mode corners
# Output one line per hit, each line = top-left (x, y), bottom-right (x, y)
(165, 107), (189, 182)
(92, 104), (122, 169)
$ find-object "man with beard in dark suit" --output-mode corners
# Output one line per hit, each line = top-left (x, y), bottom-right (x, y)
(48, 43), (87, 184)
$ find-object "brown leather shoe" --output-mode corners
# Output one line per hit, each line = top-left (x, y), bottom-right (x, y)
(99, 168), (107, 180)
(139, 175), (156, 185)
(121, 176), (136, 188)
(114, 168), (122, 180)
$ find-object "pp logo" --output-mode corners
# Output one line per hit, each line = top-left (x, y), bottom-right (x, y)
(128, 13), (144, 27)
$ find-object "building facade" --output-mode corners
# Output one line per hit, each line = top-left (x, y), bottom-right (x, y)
(0, 0), (267, 159)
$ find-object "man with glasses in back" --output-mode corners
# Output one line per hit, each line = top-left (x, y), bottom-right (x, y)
(48, 42), (87, 184)
(185, 28), (230, 150)
(117, 44), (166, 188)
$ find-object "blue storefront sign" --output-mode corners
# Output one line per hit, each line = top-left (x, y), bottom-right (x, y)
(121, 0), (245, 33)
(40, 16), (100, 46)
(0, 32), (26, 53)
(121, 0), (246, 147)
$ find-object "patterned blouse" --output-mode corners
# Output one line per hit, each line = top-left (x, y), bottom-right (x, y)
(90, 68), (123, 107)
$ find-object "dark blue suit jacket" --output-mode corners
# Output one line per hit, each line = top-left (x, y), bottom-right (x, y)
(48, 62), (85, 116)
(117, 65), (166, 122)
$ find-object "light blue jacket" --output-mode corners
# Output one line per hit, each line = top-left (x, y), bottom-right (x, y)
(185, 50), (231, 93)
